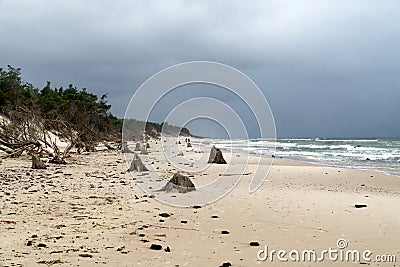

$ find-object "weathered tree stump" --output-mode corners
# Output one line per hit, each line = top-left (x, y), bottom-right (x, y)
(208, 146), (226, 164)
(141, 144), (148, 155)
(121, 141), (133, 153)
(135, 142), (141, 151)
(32, 155), (46, 169)
(160, 173), (196, 193)
(128, 154), (148, 172)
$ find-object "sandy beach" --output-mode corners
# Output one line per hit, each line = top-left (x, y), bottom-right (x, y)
(1, 139), (399, 266)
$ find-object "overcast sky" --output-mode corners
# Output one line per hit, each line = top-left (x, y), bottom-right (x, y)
(1, 0), (399, 138)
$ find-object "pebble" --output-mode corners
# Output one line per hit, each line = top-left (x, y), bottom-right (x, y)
(221, 230), (230, 235)
(37, 243), (47, 248)
(79, 253), (93, 258)
(250, 241), (260, 246)
(150, 244), (162, 250)
(355, 204), (367, 208)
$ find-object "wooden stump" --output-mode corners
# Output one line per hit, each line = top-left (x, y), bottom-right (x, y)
(141, 144), (148, 155)
(208, 146), (226, 164)
(32, 155), (46, 169)
(135, 142), (141, 151)
(128, 154), (148, 172)
(160, 173), (196, 193)
(121, 141), (133, 153)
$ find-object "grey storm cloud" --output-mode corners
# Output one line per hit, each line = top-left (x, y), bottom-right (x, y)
(1, 0), (399, 138)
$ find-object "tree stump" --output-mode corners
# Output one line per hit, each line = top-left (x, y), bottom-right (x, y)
(121, 141), (133, 153)
(160, 173), (196, 193)
(208, 146), (226, 164)
(128, 154), (148, 172)
(32, 155), (46, 169)
(135, 142), (141, 151)
(141, 144), (148, 155)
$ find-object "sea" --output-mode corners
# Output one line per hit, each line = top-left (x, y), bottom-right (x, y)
(193, 138), (400, 177)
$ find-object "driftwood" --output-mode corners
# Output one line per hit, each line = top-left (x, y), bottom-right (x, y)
(48, 155), (67, 164)
(159, 173), (196, 193)
(104, 141), (116, 150)
(32, 155), (46, 169)
(128, 154), (148, 172)
(208, 146), (226, 164)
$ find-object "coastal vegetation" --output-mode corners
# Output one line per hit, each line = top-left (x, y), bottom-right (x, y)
(0, 65), (189, 159)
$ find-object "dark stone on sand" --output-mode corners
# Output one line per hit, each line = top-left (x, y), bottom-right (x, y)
(187, 142), (192, 147)
(26, 240), (32, 246)
(138, 234), (145, 237)
(211, 215), (219, 219)
(150, 244), (162, 250)
(220, 262), (232, 267)
(208, 146), (227, 164)
(32, 155), (46, 169)
(250, 241), (260, 246)
(128, 154), (148, 172)
(164, 246), (171, 252)
(221, 230), (230, 235)
(193, 205), (201, 209)
(37, 243), (47, 248)
(355, 204), (367, 208)
(159, 213), (171, 218)
(180, 220), (187, 224)
(366, 158), (371, 161)
(31, 234), (38, 238)
(159, 173), (196, 193)
(79, 253), (93, 258)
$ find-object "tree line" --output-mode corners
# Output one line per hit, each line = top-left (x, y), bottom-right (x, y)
(0, 65), (190, 158)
